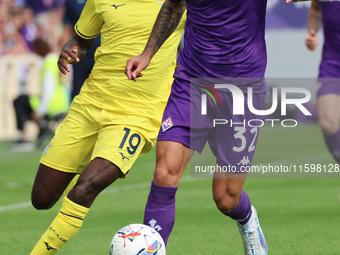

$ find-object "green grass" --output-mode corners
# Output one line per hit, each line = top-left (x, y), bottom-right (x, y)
(1, 123), (340, 254)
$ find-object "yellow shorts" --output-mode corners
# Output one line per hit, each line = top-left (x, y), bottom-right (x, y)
(40, 96), (159, 176)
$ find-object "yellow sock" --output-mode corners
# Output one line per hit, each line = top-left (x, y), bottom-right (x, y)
(30, 197), (89, 255)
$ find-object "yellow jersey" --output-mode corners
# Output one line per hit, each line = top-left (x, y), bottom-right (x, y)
(74, 0), (186, 125)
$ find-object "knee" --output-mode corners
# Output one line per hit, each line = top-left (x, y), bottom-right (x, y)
(319, 116), (339, 135)
(31, 188), (57, 210)
(153, 163), (181, 187)
(213, 193), (239, 214)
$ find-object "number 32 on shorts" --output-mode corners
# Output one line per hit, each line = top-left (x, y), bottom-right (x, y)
(232, 126), (258, 153)
(119, 127), (141, 155)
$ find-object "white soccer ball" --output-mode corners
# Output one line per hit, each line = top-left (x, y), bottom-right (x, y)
(109, 223), (166, 255)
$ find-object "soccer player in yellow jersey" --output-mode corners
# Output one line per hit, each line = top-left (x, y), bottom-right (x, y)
(29, 0), (185, 254)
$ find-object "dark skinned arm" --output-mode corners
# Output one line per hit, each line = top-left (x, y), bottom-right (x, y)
(57, 33), (94, 75)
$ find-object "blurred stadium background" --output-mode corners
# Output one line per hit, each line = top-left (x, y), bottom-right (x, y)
(1, 0), (340, 254)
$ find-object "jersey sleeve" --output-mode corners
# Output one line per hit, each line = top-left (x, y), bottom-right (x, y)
(74, 0), (103, 39)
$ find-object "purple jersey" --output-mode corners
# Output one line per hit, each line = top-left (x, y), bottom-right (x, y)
(320, 1), (340, 60)
(160, 1), (268, 168)
(317, 1), (340, 96)
(174, 0), (268, 93)
(159, 81), (267, 170)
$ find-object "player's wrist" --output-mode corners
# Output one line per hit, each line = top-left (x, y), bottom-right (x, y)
(141, 48), (154, 62)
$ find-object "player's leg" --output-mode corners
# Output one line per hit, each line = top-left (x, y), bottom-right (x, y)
(144, 140), (193, 245)
(30, 100), (100, 254)
(30, 158), (122, 255)
(57, 174), (79, 203)
(211, 143), (268, 255)
(13, 95), (31, 137)
(212, 173), (248, 216)
(30, 112), (151, 254)
(317, 94), (340, 163)
(11, 95), (35, 151)
(209, 90), (268, 255)
(212, 175), (267, 255)
(31, 100), (98, 210)
(153, 140), (192, 187)
(31, 164), (77, 209)
(67, 158), (123, 207)
(143, 77), (197, 245)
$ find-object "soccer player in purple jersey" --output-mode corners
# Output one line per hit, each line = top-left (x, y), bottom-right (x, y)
(304, 0), (340, 167)
(304, 0), (340, 203)
(287, 0), (340, 165)
(125, 1), (268, 254)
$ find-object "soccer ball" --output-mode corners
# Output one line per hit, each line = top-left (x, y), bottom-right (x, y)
(109, 223), (166, 255)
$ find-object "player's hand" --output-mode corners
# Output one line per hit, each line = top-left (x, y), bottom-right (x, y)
(125, 54), (151, 82)
(57, 46), (80, 75)
(305, 30), (319, 51)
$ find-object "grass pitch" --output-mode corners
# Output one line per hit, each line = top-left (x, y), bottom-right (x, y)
(0, 123), (339, 254)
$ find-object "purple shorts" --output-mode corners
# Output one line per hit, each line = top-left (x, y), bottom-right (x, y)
(317, 58), (340, 97)
(158, 78), (266, 171)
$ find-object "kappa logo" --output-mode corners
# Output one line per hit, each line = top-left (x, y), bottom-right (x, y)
(119, 152), (129, 160)
(237, 156), (250, 166)
(111, 3), (125, 9)
(44, 242), (57, 251)
(161, 117), (173, 132)
(149, 219), (162, 232)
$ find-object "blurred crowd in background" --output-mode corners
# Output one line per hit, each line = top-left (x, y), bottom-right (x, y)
(0, 0), (67, 56)
(0, 0), (92, 149)
(0, 0), (317, 147)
